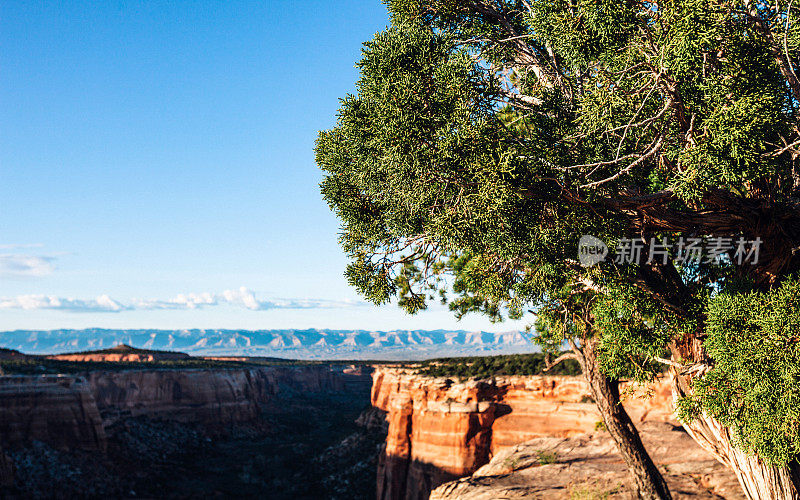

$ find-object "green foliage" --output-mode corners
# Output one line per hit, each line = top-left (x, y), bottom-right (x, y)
(569, 484), (615, 500)
(0, 357), (368, 375)
(536, 449), (558, 465)
(317, 0), (800, 468)
(592, 284), (673, 382)
(416, 352), (581, 379)
(678, 278), (800, 465)
(529, 0), (638, 70)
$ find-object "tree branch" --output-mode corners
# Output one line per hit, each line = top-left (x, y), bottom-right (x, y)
(544, 352), (580, 372)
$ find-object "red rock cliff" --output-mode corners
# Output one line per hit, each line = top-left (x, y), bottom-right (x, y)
(0, 375), (107, 451)
(0, 365), (365, 453)
(85, 365), (357, 427)
(84, 368), (274, 428)
(371, 367), (675, 500)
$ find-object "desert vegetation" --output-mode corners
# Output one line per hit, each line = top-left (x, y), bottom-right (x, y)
(417, 353), (581, 379)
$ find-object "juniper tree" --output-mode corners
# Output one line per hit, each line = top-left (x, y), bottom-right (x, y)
(318, 13), (674, 498)
(317, 1), (800, 498)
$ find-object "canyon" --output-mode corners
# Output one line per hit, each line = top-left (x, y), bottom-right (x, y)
(0, 358), (744, 499)
(0, 363), (377, 498)
(371, 366), (741, 500)
(0, 365), (361, 451)
(0, 375), (106, 451)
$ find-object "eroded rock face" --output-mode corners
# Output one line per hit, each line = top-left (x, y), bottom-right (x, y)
(85, 368), (276, 428)
(0, 365), (375, 498)
(372, 367), (676, 500)
(0, 376), (107, 451)
(84, 365), (365, 428)
(356, 406), (390, 433)
(0, 365), (369, 454)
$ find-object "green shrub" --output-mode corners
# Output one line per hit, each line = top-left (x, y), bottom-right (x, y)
(677, 278), (800, 465)
(536, 450), (558, 465)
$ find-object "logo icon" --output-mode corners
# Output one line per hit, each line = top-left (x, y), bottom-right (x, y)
(578, 235), (608, 267)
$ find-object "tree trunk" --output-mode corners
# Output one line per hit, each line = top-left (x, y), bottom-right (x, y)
(581, 339), (672, 500)
(671, 370), (800, 500)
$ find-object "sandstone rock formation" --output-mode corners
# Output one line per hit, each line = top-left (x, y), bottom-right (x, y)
(0, 362), (375, 498)
(430, 422), (744, 499)
(47, 344), (191, 362)
(372, 367), (676, 500)
(0, 375), (107, 451)
(85, 368), (275, 428)
(0, 365), (370, 454)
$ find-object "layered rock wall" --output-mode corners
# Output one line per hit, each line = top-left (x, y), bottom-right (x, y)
(0, 376), (107, 451)
(85, 368), (275, 427)
(0, 365), (369, 453)
(85, 365), (360, 427)
(372, 367), (675, 500)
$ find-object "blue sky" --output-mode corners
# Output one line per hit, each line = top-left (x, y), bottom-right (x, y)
(0, 1), (527, 332)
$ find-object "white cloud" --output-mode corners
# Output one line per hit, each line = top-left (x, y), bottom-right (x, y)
(222, 287), (260, 310)
(133, 292), (218, 310)
(0, 244), (58, 278)
(0, 254), (56, 278)
(0, 294), (129, 312)
(0, 287), (364, 313)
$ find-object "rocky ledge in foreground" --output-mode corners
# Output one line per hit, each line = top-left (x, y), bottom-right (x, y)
(430, 421), (744, 500)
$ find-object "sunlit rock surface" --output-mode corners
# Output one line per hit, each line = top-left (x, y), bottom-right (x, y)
(372, 366), (680, 500)
(430, 422), (744, 499)
(47, 344), (191, 362)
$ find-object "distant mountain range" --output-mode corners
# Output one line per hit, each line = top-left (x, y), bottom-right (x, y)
(0, 328), (535, 360)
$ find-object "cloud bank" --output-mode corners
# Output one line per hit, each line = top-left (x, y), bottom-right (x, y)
(0, 287), (363, 313)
